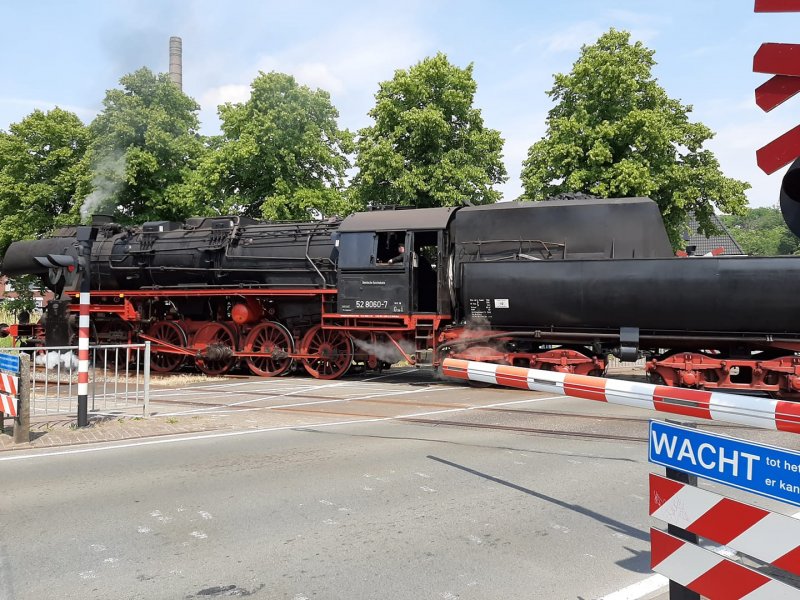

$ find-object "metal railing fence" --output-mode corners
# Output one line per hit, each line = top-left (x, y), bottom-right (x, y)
(2, 343), (151, 417)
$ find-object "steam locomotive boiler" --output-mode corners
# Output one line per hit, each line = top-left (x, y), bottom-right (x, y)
(4, 185), (800, 399)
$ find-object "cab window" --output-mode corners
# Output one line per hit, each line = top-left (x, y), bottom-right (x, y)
(337, 233), (375, 268)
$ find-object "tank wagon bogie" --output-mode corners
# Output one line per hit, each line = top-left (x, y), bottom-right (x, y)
(4, 189), (800, 399)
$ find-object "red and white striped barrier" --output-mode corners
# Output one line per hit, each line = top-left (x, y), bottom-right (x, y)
(0, 372), (18, 417)
(651, 528), (800, 598)
(0, 394), (17, 418)
(441, 359), (800, 433)
(78, 291), (90, 402)
(650, 473), (800, 576)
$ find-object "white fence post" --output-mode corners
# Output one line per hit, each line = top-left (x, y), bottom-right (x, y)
(143, 341), (151, 417)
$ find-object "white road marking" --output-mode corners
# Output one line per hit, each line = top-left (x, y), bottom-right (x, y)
(597, 574), (668, 600)
(0, 395), (566, 462)
(156, 383), (451, 417)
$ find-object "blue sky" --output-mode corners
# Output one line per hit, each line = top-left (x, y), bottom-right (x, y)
(1, 0), (797, 208)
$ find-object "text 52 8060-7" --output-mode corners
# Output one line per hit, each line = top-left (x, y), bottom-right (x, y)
(355, 300), (389, 309)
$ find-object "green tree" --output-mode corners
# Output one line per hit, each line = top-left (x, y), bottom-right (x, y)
(2, 275), (43, 314)
(352, 52), (507, 208)
(0, 107), (92, 256)
(86, 67), (206, 223)
(721, 206), (800, 255)
(181, 72), (353, 221)
(520, 29), (749, 246)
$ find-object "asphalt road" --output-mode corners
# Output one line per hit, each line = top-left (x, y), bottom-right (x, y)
(0, 373), (793, 599)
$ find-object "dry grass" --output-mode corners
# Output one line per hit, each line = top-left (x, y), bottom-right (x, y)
(149, 373), (233, 387)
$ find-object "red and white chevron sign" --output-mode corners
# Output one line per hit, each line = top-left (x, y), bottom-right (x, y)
(651, 528), (800, 598)
(650, 473), (800, 576)
(0, 372), (18, 417)
(755, 1), (800, 173)
(440, 358), (800, 433)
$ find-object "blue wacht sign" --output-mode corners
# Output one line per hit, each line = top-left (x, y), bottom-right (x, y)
(649, 420), (800, 507)
(0, 353), (20, 374)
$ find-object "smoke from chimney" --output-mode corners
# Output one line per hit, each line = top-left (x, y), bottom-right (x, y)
(169, 36), (182, 90)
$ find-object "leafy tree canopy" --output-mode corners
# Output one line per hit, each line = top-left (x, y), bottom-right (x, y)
(180, 71), (353, 221)
(520, 29), (749, 246)
(721, 206), (800, 256)
(87, 67), (206, 223)
(0, 107), (91, 256)
(352, 52), (507, 208)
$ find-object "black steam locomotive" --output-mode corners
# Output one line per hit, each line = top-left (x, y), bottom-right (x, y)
(4, 171), (800, 397)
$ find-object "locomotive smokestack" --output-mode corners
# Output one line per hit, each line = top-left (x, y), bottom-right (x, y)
(169, 36), (182, 90)
(780, 157), (800, 238)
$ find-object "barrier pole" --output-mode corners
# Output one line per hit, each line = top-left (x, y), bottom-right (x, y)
(13, 354), (30, 444)
(664, 420), (699, 600)
(441, 358), (800, 433)
(77, 287), (90, 427)
(143, 341), (150, 417)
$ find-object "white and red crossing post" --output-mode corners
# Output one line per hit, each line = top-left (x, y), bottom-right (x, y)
(0, 372), (18, 418)
(75, 226), (97, 428)
(650, 528), (800, 598)
(650, 474), (800, 577)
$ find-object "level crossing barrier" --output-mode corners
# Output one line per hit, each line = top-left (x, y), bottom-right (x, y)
(441, 358), (800, 598)
(441, 358), (800, 432)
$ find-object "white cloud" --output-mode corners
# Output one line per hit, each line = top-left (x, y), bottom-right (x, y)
(293, 63), (345, 95)
(0, 97), (98, 127)
(538, 21), (608, 54)
(192, 17), (431, 135)
(200, 84), (251, 108)
(519, 10), (663, 58)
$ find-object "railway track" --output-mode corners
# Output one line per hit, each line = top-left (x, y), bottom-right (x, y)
(140, 378), (767, 445)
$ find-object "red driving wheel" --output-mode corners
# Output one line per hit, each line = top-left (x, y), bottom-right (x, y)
(243, 321), (295, 377)
(146, 321), (187, 373)
(300, 325), (353, 380)
(192, 322), (237, 376)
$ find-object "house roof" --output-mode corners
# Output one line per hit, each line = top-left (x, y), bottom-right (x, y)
(685, 213), (744, 255)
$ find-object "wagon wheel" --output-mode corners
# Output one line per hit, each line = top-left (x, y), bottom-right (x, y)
(244, 321), (295, 377)
(146, 321), (187, 373)
(193, 322), (237, 376)
(300, 325), (353, 380)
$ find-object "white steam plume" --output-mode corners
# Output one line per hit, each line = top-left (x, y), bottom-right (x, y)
(354, 337), (416, 365)
(80, 152), (127, 221)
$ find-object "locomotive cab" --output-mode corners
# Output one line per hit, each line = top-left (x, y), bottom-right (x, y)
(335, 207), (457, 317)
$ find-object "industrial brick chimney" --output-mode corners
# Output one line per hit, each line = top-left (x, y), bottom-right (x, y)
(169, 36), (182, 90)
